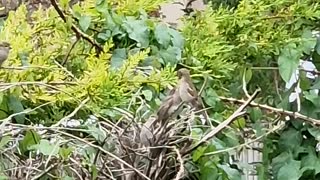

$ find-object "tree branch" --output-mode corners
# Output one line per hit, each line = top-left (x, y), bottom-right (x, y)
(219, 96), (320, 126)
(49, 0), (103, 55)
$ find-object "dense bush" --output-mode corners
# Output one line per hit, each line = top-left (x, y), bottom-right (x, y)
(0, 0), (320, 179)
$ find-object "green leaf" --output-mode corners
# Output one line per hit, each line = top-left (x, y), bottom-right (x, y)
(311, 77), (320, 89)
(277, 159), (301, 180)
(110, 48), (127, 71)
(0, 136), (10, 150)
(249, 107), (262, 122)
(154, 24), (170, 48)
(8, 95), (25, 124)
(59, 147), (74, 160)
(244, 67), (252, 84)
(315, 36), (320, 55)
(253, 120), (264, 136)
(300, 29), (317, 54)
(168, 28), (184, 48)
(88, 126), (106, 143)
(192, 146), (206, 161)
(301, 148), (320, 174)
(97, 31), (111, 41)
(203, 88), (220, 107)
(271, 152), (291, 175)
(217, 164), (242, 180)
(158, 46), (181, 65)
(0, 93), (3, 105)
(307, 126), (320, 140)
(304, 91), (320, 107)
(142, 89), (153, 101)
(59, 0), (69, 9)
(200, 165), (219, 180)
(30, 139), (60, 156)
(299, 72), (311, 91)
(279, 128), (302, 151)
(123, 18), (149, 48)
(277, 43), (301, 83)
(19, 130), (41, 154)
(79, 15), (91, 32)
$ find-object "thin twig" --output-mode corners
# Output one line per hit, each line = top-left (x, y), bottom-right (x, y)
(49, 0), (103, 54)
(251, 66), (320, 75)
(182, 88), (261, 155)
(52, 97), (90, 127)
(31, 163), (57, 180)
(55, 130), (150, 180)
(219, 96), (320, 125)
(62, 37), (80, 66)
(173, 147), (184, 180)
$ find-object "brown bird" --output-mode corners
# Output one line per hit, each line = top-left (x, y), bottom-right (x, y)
(176, 68), (211, 126)
(0, 41), (11, 67)
(156, 88), (183, 124)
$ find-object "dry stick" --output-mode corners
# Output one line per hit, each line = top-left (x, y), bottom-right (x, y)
(56, 130), (150, 180)
(173, 147), (184, 180)
(182, 89), (261, 156)
(49, 0), (103, 54)
(31, 163), (57, 180)
(219, 96), (320, 125)
(251, 66), (320, 75)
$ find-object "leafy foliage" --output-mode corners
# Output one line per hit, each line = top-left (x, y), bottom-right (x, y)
(0, 0), (320, 179)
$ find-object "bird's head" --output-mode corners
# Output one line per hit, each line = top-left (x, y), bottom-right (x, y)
(0, 42), (11, 50)
(177, 68), (190, 79)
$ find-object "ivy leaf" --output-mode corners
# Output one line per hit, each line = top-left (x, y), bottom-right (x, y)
(307, 126), (320, 140)
(271, 152), (291, 175)
(300, 29), (317, 54)
(249, 107), (262, 122)
(279, 128), (302, 151)
(79, 15), (91, 32)
(123, 18), (149, 48)
(30, 139), (60, 156)
(203, 88), (220, 107)
(8, 95), (25, 124)
(311, 77), (320, 89)
(155, 24), (170, 48)
(168, 28), (184, 48)
(200, 165), (219, 180)
(97, 30), (111, 41)
(88, 126), (106, 143)
(277, 159), (301, 180)
(304, 91), (320, 107)
(110, 48), (127, 71)
(278, 43), (301, 83)
(217, 164), (242, 180)
(158, 46), (181, 65)
(301, 148), (320, 174)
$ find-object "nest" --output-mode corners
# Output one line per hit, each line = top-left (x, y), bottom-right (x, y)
(115, 108), (198, 180)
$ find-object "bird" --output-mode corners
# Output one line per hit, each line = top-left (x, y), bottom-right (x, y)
(176, 68), (211, 126)
(0, 41), (11, 67)
(156, 88), (183, 125)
